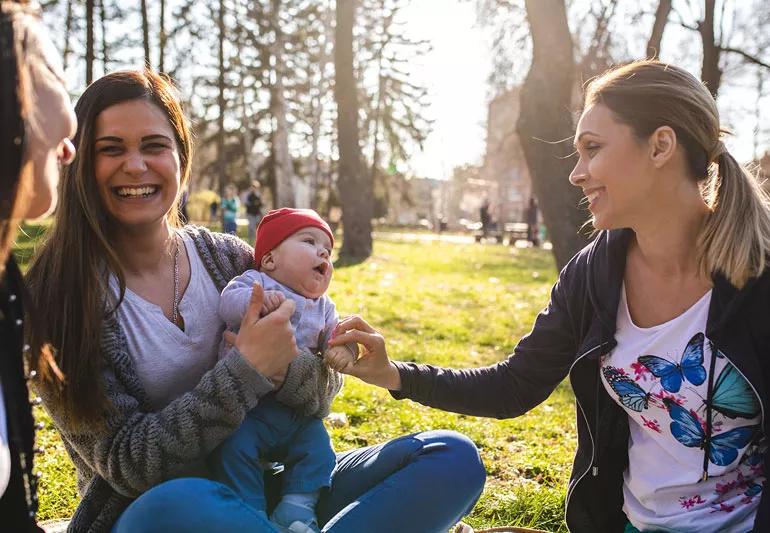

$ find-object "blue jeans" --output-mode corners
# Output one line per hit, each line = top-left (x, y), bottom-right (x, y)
(210, 397), (336, 510)
(223, 218), (237, 235)
(247, 214), (262, 244)
(112, 430), (485, 533)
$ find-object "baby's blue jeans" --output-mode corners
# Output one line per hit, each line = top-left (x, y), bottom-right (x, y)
(209, 395), (337, 512)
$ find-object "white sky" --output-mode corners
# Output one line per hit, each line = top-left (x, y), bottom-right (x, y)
(399, 0), (766, 181)
(400, 0), (491, 181)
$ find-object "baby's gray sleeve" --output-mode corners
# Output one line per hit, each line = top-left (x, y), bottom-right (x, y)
(219, 270), (262, 330)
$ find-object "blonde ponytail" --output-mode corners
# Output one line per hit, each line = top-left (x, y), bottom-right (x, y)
(699, 150), (770, 288)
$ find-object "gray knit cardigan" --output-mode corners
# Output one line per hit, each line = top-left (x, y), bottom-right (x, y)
(37, 226), (342, 533)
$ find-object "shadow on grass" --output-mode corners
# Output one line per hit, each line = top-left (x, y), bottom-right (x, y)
(333, 252), (370, 269)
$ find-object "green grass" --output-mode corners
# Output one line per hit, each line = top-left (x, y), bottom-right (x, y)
(15, 224), (575, 532)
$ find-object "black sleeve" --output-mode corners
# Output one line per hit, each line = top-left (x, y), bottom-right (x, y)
(391, 258), (582, 419)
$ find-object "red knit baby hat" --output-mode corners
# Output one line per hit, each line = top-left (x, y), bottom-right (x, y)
(254, 208), (334, 267)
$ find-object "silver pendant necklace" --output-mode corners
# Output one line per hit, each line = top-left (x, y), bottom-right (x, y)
(171, 233), (181, 328)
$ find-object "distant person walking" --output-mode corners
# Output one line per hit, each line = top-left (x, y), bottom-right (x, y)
(221, 184), (239, 235)
(526, 197), (540, 247)
(479, 198), (491, 238)
(244, 181), (264, 244)
(209, 199), (218, 223)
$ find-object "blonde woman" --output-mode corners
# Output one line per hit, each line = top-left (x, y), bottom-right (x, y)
(330, 60), (770, 533)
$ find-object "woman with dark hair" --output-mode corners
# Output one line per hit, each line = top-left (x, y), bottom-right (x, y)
(27, 69), (485, 532)
(330, 60), (770, 533)
(0, 1), (76, 530)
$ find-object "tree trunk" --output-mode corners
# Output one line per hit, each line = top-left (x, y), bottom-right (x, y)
(335, 0), (372, 259)
(159, 0), (166, 73)
(646, 0), (672, 58)
(700, 0), (722, 97)
(270, 0), (296, 208)
(62, 0), (73, 71)
(86, 0), (94, 84)
(217, 0), (227, 196)
(517, 0), (588, 270)
(141, 0), (151, 68)
(99, 0), (108, 75)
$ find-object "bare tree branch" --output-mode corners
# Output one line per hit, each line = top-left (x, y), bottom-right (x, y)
(718, 46), (770, 70)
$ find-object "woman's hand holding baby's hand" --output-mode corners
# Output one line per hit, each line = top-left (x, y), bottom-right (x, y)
(261, 290), (286, 317)
(327, 315), (401, 391)
(323, 344), (358, 373)
(225, 283), (298, 385)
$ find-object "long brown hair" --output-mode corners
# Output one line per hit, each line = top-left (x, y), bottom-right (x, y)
(1, 0), (61, 383)
(27, 70), (193, 426)
(585, 60), (770, 288)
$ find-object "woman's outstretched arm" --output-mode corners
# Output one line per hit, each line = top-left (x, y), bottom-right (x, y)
(329, 264), (581, 420)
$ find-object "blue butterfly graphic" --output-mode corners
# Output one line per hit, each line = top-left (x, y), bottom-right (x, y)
(638, 332), (707, 393)
(603, 367), (651, 412)
(744, 482), (762, 499)
(664, 398), (757, 466)
(707, 363), (760, 420)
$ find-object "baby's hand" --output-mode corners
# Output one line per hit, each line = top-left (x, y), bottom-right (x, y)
(323, 343), (358, 373)
(261, 290), (286, 316)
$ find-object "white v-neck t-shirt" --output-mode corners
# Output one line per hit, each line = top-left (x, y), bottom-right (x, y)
(0, 380), (9, 497)
(109, 232), (225, 410)
(601, 285), (764, 533)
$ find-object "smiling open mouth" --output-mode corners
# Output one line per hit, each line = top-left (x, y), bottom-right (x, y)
(113, 185), (159, 198)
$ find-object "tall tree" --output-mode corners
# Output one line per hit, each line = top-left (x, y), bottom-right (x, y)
(159, 0), (167, 72)
(358, 0), (432, 216)
(699, 0), (721, 96)
(217, 0), (227, 195)
(647, 0), (673, 58)
(62, 0), (74, 72)
(517, 0), (587, 269)
(335, 0), (372, 259)
(99, 0), (109, 74)
(140, 0), (151, 68)
(269, 0), (297, 207)
(86, 0), (94, 84)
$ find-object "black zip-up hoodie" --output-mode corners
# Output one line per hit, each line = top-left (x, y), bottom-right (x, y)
(392, 228), (770, 532)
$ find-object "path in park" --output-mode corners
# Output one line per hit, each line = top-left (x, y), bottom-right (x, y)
(374, 231), (553, 249)
(373, 231), (475, 244)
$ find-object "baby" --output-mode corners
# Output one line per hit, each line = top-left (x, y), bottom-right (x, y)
(214, 208), (356, 533)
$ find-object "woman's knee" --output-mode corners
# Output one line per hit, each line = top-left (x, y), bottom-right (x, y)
(114, 478), (272, 532)
(415, 429), (486, 491)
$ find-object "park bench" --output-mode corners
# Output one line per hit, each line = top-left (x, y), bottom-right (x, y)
(473, 222), (530, 244)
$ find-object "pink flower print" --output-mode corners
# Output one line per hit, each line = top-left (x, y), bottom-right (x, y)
(641, 416), (661, 433)
(715, 480), (737, 496)
(679, 495), (706, 509)
(653, 390), (685, 406)
(630, 362), (651, 381)
(710, 502), (735, 513)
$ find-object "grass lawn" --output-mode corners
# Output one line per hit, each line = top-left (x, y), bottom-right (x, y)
(16, 224), (575, 532)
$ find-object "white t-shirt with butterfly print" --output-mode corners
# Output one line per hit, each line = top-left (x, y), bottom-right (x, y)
(600, 284), (765, 533)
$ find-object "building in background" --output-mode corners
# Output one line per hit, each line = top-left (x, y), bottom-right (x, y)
(480, 87), (532, 224)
